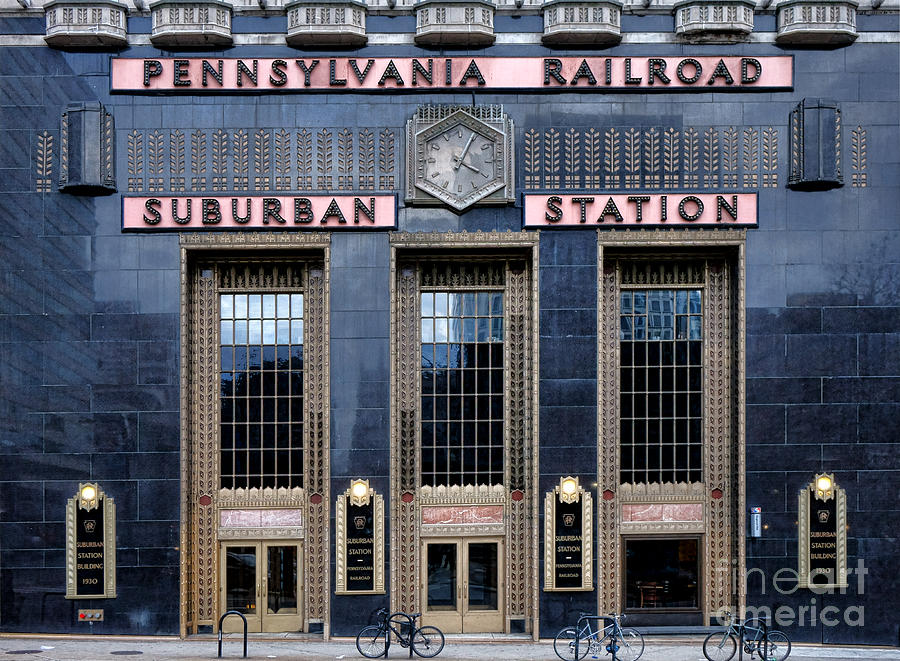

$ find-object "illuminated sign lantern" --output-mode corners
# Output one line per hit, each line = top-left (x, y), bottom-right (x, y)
(798, 473), (848, 589)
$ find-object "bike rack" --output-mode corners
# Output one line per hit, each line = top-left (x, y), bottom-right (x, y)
(575, 615), (618, 661)
(386, 611), (417, 659)
(217, 610), (248, 659)
(737, 616), (769, 661)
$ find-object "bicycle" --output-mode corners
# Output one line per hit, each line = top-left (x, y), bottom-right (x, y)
(703, 610), (791, 661)
(356, 607), (445, 659)
(553, 612), (644, 661)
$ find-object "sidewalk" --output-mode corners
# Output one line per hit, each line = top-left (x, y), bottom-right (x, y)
(1, 635), (899, 661)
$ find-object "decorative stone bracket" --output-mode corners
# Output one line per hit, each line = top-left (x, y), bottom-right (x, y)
(414, 0), (496, 46)
(44, 0), (127, 48)
(149, 0), (233, 47)
(541, 0), (622, 46)
(286, 0), (368, 47)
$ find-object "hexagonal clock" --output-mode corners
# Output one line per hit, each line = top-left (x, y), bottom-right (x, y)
(406, 105), (514, 212)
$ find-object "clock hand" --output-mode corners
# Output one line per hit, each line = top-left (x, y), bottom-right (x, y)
(460, 161), (482, 174)
(453, 132), (476, 171)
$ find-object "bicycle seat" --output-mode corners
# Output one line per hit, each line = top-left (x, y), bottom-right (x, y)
(409, 612), (422, 619)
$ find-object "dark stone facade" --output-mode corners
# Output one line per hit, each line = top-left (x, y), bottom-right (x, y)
(0, 14), (898, 645)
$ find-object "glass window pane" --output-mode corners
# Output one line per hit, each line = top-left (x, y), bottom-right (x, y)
(676, 290), (688, 314)
(434, 292), (448, 317)
(249, 319), (262, 344)
(491, 318), (503, 342)
(477, 293), (490, 316)
(462, 293), (476, 316)
(249, 295), (262, 319)
(221, 321), (234, 345)
(463, 318), (476, 342)
(277, 294), (290, 319)
(620, 292), (632, 314)
(291, 294), (303, 318)
(221, 295), (234, 319)
(477, 318), (489, 342)
(435, 318), (448, 343)
(263, 320), (276, 345)
(689, 290), (702, 313)
(422, 319), (434, 343)
(421, 293), (434, 317)
(234, 294), (248, 319)
(277, 320), (290, 344)
(633, 292), (646, 314)
(291, 320), (303, 345)
(263, 294), (276, 318)
(491, 293), (503, 316)
(234, 320), (248, 344)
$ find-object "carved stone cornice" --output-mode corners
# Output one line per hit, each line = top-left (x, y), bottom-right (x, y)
(541, 0), (622, 46)
(149, 0), (232, 47)
(618, 481), (707, 503)
(217, 487), (306, 508)
(44, 0), (127, 48)
(420, 483), (507, 504)
(286, 0), (367, 47)
(597, 228), (747, 248)
(776, 0), (858, 45)
(414, 0), (496, 47)
(180, 232), (331, 250)
(390, 230), (538, 250)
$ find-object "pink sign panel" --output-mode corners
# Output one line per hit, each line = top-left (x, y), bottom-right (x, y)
(524, 193), (757, 228)
(122, 195), (396, 231)
(111, 56), (793, 92)
(421, 505), (504, 526)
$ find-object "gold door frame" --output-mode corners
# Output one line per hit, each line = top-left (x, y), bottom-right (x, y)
(179, 233), (331, 637)
(389, 231), (540, 637)
(596, 229), (747, 623)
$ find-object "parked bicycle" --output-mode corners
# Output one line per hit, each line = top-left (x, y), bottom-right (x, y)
(703, 610), (791, 661)
(356, 608), (445, 659)
(553, 612), (644, 661)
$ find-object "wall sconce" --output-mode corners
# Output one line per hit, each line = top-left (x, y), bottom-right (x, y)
(814, 473), (834, 501)
(559, 476), (580, 504)
(79, 483), (100, 511)
(350, 479), (371, 506)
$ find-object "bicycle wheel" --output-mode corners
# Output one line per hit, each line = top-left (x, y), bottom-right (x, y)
(703, 632), (738, 661)
(760, 630), (791, 661)
(616, 628), (645, 661)
(553, 627), (589, 661)
(356, 625), (387, 659)
(411, 625), (445, 658)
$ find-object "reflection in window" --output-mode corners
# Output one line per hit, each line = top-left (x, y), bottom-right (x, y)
(220, 293), (304, 489)
(625, 538), (699, 610)
(420, 292), (504, 487)
(620, 289), (702, 484)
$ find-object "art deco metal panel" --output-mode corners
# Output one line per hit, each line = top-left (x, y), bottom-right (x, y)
(335, 482), (385, 594)
(180, 232), (330, 635)
(596, 229), (745, 620)
(389, 230), (538, 632)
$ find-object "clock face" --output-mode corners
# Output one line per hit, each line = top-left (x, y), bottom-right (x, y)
(415, 116), (506, 211)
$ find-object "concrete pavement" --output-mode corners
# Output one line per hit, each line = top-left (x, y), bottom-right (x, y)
(1, 635), (899, 661)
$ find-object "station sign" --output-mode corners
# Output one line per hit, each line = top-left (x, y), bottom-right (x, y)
(112, 56), (793, 93)
(66, 483), (116, 599)
(122, 195), (396, 231)
(524, 193), (757, 228)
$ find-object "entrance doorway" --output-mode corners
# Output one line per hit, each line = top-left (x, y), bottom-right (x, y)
(422, 538), (504, 633)
(623, 537), (701, 624)
(220, 542), (304, 633)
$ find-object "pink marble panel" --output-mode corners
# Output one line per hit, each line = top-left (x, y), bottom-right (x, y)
(220, 509), (302, 528)
(622, 503), (703, 522)
(422, 505), (503, 526)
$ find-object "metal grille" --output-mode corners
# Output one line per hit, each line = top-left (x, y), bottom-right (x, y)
(219, 292), (304, 488)
(619, 289), (703, 484)
(420, 291), (504, 487)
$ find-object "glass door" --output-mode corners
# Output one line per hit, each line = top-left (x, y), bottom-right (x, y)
(220, 542), (304, 633)
(422, 538), (504, 633)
